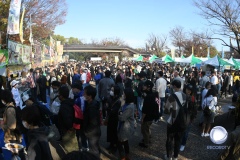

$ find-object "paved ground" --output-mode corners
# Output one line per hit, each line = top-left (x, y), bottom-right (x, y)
(99, 95), (236, 160)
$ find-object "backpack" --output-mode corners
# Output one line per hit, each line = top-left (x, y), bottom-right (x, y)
(203, 99), (213, 117)
(35, 102), (53, 126)
(171, 94), (188, 132)
(86, 72), (91, 83)
(94, 74), (101, 83)
(6, 106), (24, 139)
(73, 98), (84, 129)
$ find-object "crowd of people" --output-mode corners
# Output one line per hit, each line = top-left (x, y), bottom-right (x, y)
(0, 60), (239, 160)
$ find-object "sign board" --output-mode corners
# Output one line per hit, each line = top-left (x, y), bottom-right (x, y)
(91, 57), (102, 61)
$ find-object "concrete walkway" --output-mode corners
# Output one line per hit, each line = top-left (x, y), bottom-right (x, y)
(99, 96), (236, 160)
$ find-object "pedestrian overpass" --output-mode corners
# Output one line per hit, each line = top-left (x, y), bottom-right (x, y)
(63, 44), (141, 55)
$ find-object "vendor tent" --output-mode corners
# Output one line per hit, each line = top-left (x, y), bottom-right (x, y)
(226, 58), (240, 69)
(162, 55), (175, 63)
(202, 55), (233, 66)
(149, 55), (159, 63)
(135, 55), (143, 61)
(174, 54), (202, 65)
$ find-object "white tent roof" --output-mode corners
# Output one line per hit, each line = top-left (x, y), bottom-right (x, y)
(202, 55), (219, 66)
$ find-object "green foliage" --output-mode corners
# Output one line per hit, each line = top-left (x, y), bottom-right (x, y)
(0, 0), (10, 44)
(53, 34), (65, 45)
(67, 37), (82, 45)
(65, 52), (94, 61)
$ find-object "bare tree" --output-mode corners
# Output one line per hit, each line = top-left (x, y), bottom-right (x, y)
(90, 37), (128, 46)
(169, 26), (186, 57)
(146, 33), (168, 57)
(194, 0), (240, 54)
(22, 0), (67, 40)
(182, 31), (218, 57)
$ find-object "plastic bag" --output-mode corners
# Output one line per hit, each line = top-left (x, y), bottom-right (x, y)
(50, 100), (61, 115)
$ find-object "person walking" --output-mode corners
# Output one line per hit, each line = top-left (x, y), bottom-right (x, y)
(156, 71), (167, 121)
(201, 89), (217, 137)
(105, 85), (121, 154)
(98, 70), (115, 119)
(165, 79), (187, 160)
(117, 88), (135, 160)
(139, 80), (157, 148)
(83, 85), (101, 157)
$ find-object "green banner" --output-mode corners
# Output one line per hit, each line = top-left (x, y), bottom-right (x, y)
(0, 49), (8, 68)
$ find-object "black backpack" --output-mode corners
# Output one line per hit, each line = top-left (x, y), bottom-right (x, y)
(171, 94), (188, 132)
(34, 102), (54, 126)
(203, 99), (213, 117)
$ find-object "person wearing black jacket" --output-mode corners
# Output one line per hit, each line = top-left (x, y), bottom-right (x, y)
(21, 105), (53, 160)
(105, 85), (121, 153)
(37, 70), (47, 103)
(58, 86), (76, 153)
(136, 73), (145, 121)
(83, 85), (101, 157)
(139, 80), (156, 148)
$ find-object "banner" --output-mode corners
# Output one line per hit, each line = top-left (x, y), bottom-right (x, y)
(19, 7), (25, 43)
(0, 49), (8, 68)
(8, 40), (31, 65)
(43, 45), (50, 60)
(49, 36), (56, 58)
(32, 44), (42, 68)
(7, 0), (22, 34)
(29, 14), (33, 45)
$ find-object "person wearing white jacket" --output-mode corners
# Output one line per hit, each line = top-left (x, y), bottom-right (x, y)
(10, 80), (23, 109)
(155, 71), (167, 120)
(201, 89), (217, 137)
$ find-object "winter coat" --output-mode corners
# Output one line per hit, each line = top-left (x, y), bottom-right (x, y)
(106, 97), (121, 143)
(83, 100), (101, 138)
(26, 126), (53, 160)
(118, 103), (135, 142)
(58, 99), (74, 135)
(98, 78), (115, 100)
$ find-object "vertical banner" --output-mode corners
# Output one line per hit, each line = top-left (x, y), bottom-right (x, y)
(29, 14), (33, 45)
(207, 46), (210, 58)
(7, 0), (22, 34)
(171, 48), (175, 60)
(221, 47), (224, 59)
(19, 7), (25, 43)
(49, 36), (56, 58)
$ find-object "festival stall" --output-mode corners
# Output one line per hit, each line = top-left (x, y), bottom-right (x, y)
(149, 55), (158, 63)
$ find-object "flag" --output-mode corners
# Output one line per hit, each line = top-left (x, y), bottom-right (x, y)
(207, 46), (210, 58)
(7, 0), (22, 34)
(221, 47), (224, 59)
(19, 7), (25, 43)
(29, 14), (33, 45)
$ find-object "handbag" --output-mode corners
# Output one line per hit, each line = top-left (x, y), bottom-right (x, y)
(48, 124), (60, 141)
(203, 99), (213, 117)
